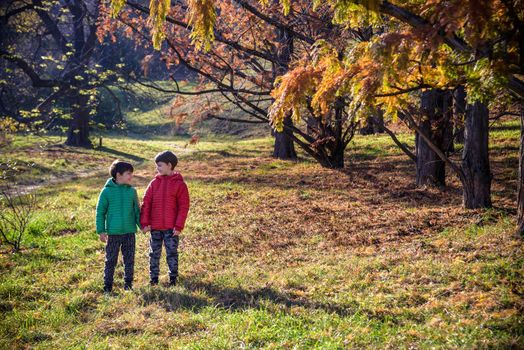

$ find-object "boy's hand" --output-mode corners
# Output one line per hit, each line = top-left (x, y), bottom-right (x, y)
(99, 233), (108, 243)
(142, 225), (151, 233)
(173, 230), (180, 236)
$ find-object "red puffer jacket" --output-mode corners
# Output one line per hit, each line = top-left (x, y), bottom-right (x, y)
(140, 173), (190, 231)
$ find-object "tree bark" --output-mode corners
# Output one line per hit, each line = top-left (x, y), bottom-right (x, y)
(374, 109), (385, 133)
(328, 97), (346, 168)
(306, 115), (318, 136)
(272, 26), (296, 160)
(317, 144), (344, 168)
(65, 92), (92, 147)
(360, 109), (385, 135)
(416, 89), (452, 187)
(273, 116), (297, 160)
(517, 102), (524, 235)
(453, 86), (466, 144)
(461, 101), (491, 208)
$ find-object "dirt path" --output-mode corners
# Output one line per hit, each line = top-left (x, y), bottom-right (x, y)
(2, 166), (109, 196)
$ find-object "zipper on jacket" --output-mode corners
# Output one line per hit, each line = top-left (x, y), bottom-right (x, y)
(120, 186), (124, 233)
(162, 177), (167, 229)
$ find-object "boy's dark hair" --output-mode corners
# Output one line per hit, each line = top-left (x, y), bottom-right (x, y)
(155, 151), (178, 169)
(109, 160), (134, 179)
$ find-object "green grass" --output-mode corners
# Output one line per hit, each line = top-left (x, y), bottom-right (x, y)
(0, 133), (273, 186)
(0, 121), (523, 349)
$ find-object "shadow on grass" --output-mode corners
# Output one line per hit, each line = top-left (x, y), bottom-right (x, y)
(491, 123), (520, 132)
(141, 287), (208, 311)
(190, 149), (266, 161)
(190, 156), (465, 207)
(141, 278), (375, 319)
(96, 146), (146, 162)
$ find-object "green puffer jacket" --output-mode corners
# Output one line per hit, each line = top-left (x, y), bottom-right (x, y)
(95, 178), (140, 235)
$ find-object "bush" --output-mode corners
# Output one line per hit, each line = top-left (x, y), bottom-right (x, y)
(0, 162), (38, 252)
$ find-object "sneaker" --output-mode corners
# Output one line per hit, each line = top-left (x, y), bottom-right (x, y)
(103, 285), (112, 293)
(169, 278), (177, 287)
(124, 283), (133, 291)
(150, 279), (158, 286)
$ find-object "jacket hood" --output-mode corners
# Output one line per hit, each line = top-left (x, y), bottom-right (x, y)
(104, 178), (131, 188)
(155, 172), (184, 181)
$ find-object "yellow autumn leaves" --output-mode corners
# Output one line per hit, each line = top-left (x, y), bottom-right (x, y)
(110, 0), (216, 50)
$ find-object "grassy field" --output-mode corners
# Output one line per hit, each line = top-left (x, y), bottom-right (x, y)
(0, 120), (523, 349)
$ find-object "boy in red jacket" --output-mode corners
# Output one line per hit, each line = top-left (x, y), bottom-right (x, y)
(140, 151), (190, 286)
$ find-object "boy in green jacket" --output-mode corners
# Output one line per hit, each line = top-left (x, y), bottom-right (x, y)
(96, 160), (140, 293)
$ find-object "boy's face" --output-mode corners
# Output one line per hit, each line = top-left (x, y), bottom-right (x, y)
(156, 161), (173, 175)
(116, 170), (133, 185)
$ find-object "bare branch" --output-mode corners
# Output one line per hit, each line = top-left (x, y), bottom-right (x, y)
(206, 113), (266, 124)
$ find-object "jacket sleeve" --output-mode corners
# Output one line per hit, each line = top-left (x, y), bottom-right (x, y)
(140, 181), (154, 228)
(95, 189), (108, 234)
(133, 188), (140, 230)
(174, 182), (190, 232)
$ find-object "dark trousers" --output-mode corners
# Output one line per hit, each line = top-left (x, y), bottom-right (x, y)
(104, 233), (135, 288)
(149, 229), (179, 282)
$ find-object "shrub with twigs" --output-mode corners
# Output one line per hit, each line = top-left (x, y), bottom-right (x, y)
(0, 161), (38, 252)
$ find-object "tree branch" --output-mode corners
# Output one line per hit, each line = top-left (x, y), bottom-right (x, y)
(374, 84), (430, 97)
(125, 1), (285, 65)
(32, 0), (69, 54)
(0, 50), (63, 88)
(234, 0), (315, 45)
(381, 123), (417, 162)
(400, 109), (464, 180)
(206, 113), (266, 124)
(378, 0), (524, 99)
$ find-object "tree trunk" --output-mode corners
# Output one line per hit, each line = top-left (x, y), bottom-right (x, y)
(65, 0), (97, 148)
(360, 109), (385, 135)
(360, 116), (375, 135)
(373, 109), (385, 133)
(331, 147), (345, 168)
(416, 89), (452, 187)
(461, 101), (491, 209)
(517, 102), (524, 235)
(321, 96), (346, 168)
(453, 86), (466, 144)
(65, 93), (92, 147)
(318, 145), (345, 168)
(306, 115), (318, 136)
(443, 110), (455, 154)
(416, 131), (445, 186)
(272, 26), (296, 160)
(273, 116), (297, 160)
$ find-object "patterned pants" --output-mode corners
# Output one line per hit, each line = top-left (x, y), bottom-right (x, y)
(149, 229), (179, 282)
(104, 233), (135, 288)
